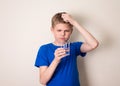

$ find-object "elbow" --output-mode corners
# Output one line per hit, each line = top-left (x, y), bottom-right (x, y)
(91, 40), (99, 49)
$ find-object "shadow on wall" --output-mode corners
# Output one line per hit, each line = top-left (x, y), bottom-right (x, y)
(79, 29), (114, 86)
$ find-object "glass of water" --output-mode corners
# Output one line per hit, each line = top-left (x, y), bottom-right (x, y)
(61, 42), (70, 56)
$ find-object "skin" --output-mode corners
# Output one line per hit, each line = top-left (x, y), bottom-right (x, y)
(39, 13), (99, 85)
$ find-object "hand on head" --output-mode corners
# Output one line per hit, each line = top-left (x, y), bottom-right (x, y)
(61, 13), (74, 25)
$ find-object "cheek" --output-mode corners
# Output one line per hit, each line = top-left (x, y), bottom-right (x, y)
(54, 33), (59, 37)
(66, 32), (72, 37)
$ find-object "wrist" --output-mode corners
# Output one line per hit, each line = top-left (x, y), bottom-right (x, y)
(53, 57), (61, 64)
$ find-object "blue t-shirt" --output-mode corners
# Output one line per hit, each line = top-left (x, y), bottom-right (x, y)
(35, 42), (86, 86)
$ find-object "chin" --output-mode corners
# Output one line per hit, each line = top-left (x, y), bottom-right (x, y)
(61, 40), (67, 43)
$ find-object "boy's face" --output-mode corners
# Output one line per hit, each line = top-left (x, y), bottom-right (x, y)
(51, 23), (73, 44)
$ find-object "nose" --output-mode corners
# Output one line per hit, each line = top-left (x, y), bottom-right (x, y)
(61, 31), (65, 36)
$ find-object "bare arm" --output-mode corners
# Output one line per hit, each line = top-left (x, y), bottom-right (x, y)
(39, 48), (66, 85)
(39, 59), (60, 85)
(62, 13), (99, 52)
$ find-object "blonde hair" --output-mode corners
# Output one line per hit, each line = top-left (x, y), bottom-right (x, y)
(51, 12), (73, 28)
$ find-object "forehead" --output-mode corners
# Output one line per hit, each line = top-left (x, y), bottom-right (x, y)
(53, 23), (72, 30)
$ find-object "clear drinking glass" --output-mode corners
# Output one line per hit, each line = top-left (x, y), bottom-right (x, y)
(61, 42), (70, 56)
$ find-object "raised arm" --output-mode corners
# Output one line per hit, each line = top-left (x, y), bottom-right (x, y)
(62, 13), (99, 52)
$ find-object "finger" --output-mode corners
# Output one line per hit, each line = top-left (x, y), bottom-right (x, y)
(62, 15), (70, 23)
(58, 53), (66, 58)
(56, 49), (66, 57)
(56, 48), (65, 52)
(54, 48), (65, 55)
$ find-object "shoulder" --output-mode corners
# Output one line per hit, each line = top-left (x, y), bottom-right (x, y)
(38, 43), (52, 51)
(39, 43), (52, 48)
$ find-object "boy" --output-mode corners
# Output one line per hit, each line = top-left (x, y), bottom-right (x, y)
(35, 12), (99, 86)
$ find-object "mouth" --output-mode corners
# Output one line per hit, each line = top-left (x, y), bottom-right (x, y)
(60, 38), (66, 40)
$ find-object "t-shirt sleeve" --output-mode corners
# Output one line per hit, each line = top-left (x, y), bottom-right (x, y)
(75, 42), (87, 57)
(34, 45), (49, 68)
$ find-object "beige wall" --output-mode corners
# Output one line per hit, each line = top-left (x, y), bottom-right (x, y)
(0, 0), (120, 86)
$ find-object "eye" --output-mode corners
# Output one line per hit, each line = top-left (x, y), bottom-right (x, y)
(57, 29), (62, 32)
(65, 30), (70, 32)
